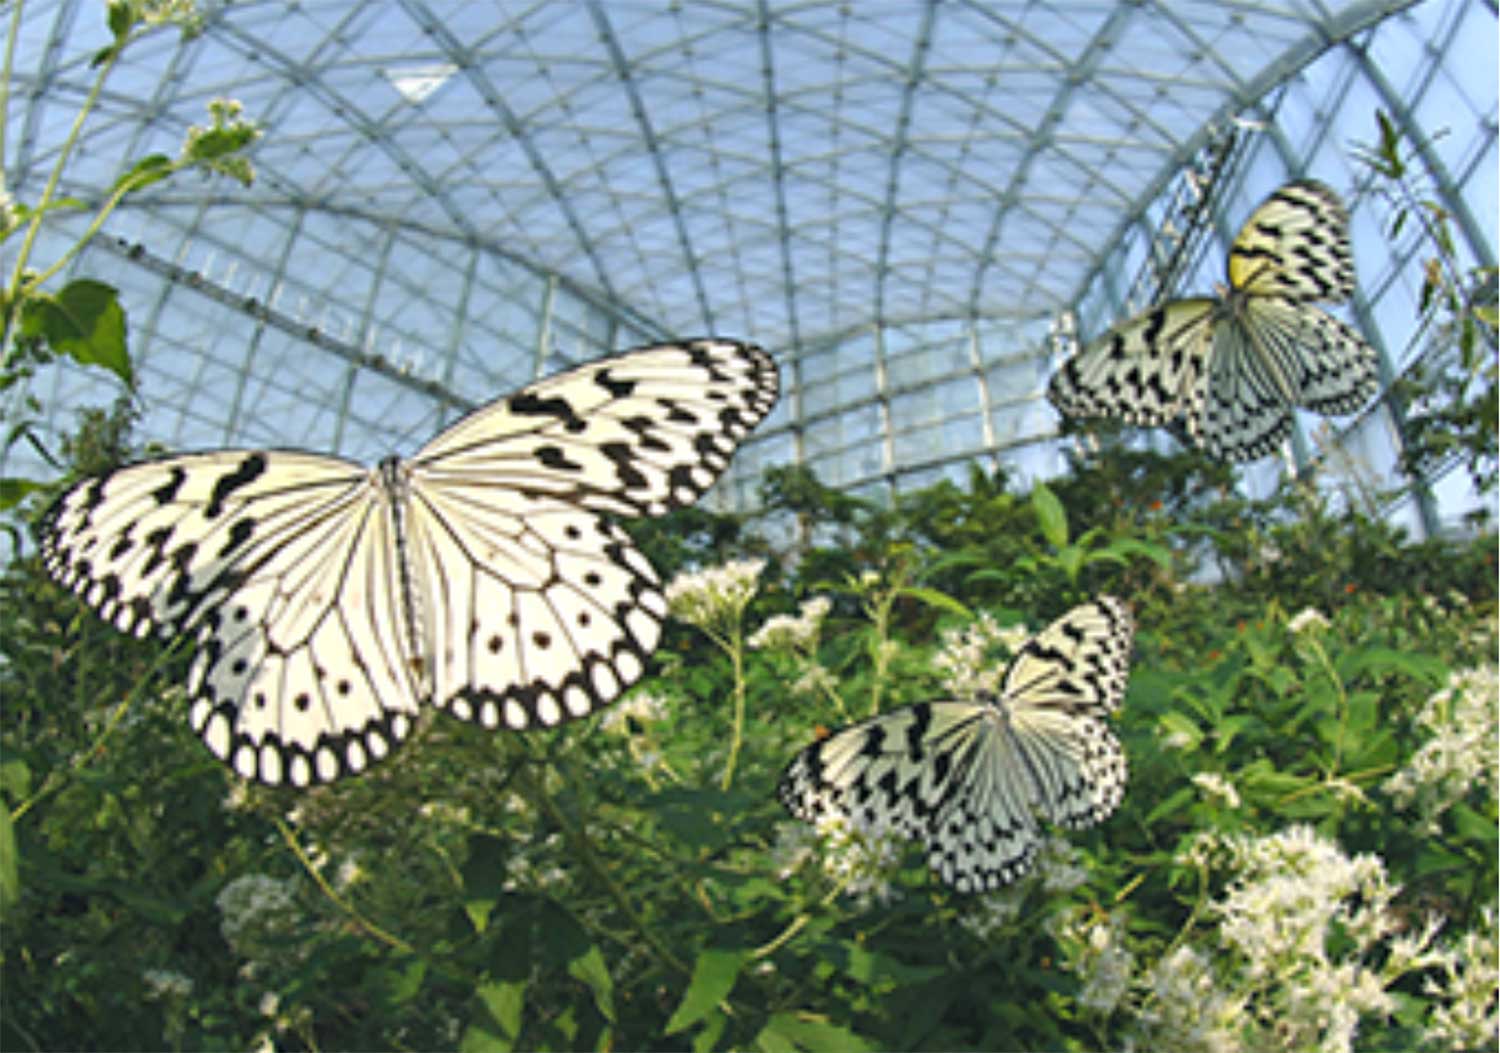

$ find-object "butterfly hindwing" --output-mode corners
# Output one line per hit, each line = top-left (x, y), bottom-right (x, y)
(778, 598), (1135, 892)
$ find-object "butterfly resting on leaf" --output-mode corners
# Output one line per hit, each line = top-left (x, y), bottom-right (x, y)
(778, 597), (1134, 893)
(40, 340), (778, 787)
(1048, 179), (1379, 462)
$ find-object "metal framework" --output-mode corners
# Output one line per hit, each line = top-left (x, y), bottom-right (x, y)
(4, 0), (1496, 528)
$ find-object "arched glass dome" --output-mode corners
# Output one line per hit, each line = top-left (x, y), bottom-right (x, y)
(4, 0), (1496, 526)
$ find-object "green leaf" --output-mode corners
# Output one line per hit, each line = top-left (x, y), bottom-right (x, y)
(0, 477), (45, 513)
(461, 834), (511, 934)
(896, 585), (971, 619)
(114, 154), (175, 194)
(473, 979), (526, 1050)
(691, 1011), (729, 1053)
(1031, 481), (1069, 548)
(755, 1013), (874, 1053)
(0, 806), (18, 918)
(1156, 711), (1202, 752)
(0, 760), (30, 802)
(665, 949), (747, 1035)
(19, 280), (132, 385)
(566, 941), (615, 1024)
(1144, 784), (1195, 825)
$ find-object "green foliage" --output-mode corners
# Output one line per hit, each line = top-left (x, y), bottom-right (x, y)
(0, 0), (260, 512)
(1353, 108), (1499, 503)
(5, 425), (1495, 1050)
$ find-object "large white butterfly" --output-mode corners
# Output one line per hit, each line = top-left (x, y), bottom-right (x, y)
(40, 340), (779, 787)
(778, 598), (1133, 893)
(1048, 179), (1379, 462)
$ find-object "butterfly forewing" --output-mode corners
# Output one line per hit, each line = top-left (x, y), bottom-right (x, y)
(779, 598), (1135, 892)
(1227, 179), (1355, 302)
(1047, 299), (1215, 430)
(41, 451), (425, 786)
(414, 340), (779, 517)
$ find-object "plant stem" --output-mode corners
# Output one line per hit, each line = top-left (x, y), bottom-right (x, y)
(275, 815), (415, 954)
(720, 630), (747, 790)
(0, 0), (24, 199)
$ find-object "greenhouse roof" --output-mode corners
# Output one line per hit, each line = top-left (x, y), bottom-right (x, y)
(4, 0), (1497, 526)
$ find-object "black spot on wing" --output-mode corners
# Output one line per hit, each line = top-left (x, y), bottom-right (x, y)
(592, 366), (637, 398)
(536, 445), (584, 472)
(509, 391), (585, 431)
(205, 453), (267, 519)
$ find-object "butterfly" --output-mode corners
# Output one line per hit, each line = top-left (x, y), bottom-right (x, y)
(1048, 179), (1379, 462)
(40, 339), (779, 787)
(777, 598), (1134, 893)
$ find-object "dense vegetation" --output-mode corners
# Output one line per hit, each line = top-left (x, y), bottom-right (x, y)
(2, 425), (1496, 1051)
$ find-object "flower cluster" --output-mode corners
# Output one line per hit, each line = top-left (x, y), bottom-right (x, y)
(1136, 946), (1248, 1053)
(748, 596), (831, 655)
(932, 612), (1031, 697)
(216, 874), (297, 954)
(599, 689), (670, 734)
(1287, 607), (1331, 634)
(1050, 908), (1135, 1016)
(1191, 771), (1241, 809)
(771, 814), (905, 911)
(1423, 904), (1499, 1050)
(665, 558), (765, 638)
(141, 967), (193, 1001)
(1384, 663), (1499, 831)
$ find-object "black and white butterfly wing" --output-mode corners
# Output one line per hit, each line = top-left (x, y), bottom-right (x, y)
(1227, 179), (1355, 302)
(999, 597), (1133, 831)
(413, 339), (780, 517)
(404, 339), (779, 730)
(1047, 298), (1217, 434)
(40, 451), (423, 785)
(778, 598), (1135, 893)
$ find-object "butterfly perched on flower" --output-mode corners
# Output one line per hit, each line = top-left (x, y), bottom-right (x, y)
(1048, 180), (1379, 462)
(40, 340), (778, 786)
(778, 598), (1134, 893)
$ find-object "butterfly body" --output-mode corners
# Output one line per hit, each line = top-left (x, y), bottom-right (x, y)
(1049, 180), (1378, 462)
(779, 598), (1134, 892)
(42, 340), (778, 786)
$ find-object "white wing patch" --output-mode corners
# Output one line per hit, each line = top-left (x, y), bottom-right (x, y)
(778, 598), (1135, 893)
(1048, 179), (1378, 463)
(40, 340), (779, 786)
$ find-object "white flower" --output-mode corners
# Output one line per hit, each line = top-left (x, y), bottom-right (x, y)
(1037, 837), (1090, 893)
(1287, 607), (1331, 634)
(933, 612), (1029, 697)
(1191, 772), (1241, 809)
(1384, 664), (1499, 830)
(665, 559), (765, 634)
(259, 991), (280, 1018)
(1051, 908), (1135, 1016)
(1136, 946), (1247, 1053)
(216, 874), (296, 951)
(142, 968), (194, 1001)
(335, 858), (364, 891)
(959, 887), (1026, 940)
(791, 663), (838, 700)
(770, 816), (904, 911)
(748, 596), (831, 654)
(1423, 904), (1499, 1051)
(600, 689), (669, 733)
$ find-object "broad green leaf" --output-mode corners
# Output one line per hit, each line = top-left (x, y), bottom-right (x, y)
(566, 942), (615, 1024)
(474, 979), (526, 1049)
(755, 1013), (874, 1053)
(0, 760), (30, 802)
(0, 806), (18, 917)
(896, 586), (970, 619)
(690, 1010), (728, 1053)
(19, 280), (131, 385)
(461, 834), (510, 934)
(1031, 481), (1069, 549)
(1336, 647), (1447, 688)
(665, 949), (747, 1035)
